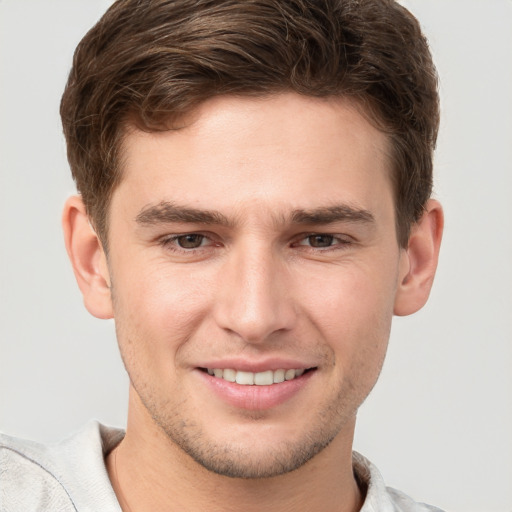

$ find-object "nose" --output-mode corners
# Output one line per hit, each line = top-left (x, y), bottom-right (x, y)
(213, 241), (297, 344)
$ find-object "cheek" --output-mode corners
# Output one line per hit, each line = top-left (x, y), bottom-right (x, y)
(301, 262), (396, 373)
(110, 261), (214, 366)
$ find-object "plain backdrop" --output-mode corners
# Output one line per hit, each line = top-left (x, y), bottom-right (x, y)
(0, 1), (511, 511)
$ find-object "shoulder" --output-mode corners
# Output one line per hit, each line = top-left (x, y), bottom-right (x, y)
(0, 431), (77, 511)
(353, 452), (445, 512)
(384, 487), (445, 512)
(0, 421), (124, 512)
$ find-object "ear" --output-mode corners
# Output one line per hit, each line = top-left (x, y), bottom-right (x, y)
(394, 199), (444, 316)
(62, 196), (113, 319)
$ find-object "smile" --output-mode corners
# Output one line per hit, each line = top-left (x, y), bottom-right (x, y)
(204, 368), (309, 385)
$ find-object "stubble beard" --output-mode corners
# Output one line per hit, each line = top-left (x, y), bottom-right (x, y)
(160, 416), (336, 479)
(112, 284), (384, 480)
(135, 380), (359, 480)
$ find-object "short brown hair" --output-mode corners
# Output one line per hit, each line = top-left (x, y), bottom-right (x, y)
(60, 0), (439, 247)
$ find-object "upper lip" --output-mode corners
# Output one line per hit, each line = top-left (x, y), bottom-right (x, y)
(196, 358), (317, 373)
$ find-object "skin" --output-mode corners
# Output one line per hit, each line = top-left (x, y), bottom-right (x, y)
(63, 93), (443, 512)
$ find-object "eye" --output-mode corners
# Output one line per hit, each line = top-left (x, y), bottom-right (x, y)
(159, 233), (214, 253)
(293, 233), (352, 250)
(304, 234), (335, 248)
(174, 234), (206, 249)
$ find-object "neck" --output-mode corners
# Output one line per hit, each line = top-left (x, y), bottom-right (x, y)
(107, 393), (363, 512)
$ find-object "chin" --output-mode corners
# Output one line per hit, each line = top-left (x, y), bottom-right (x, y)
(152, 408), (347, 479)
(172, 433), (336, 479)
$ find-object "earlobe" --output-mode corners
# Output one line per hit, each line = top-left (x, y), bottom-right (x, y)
(62, 196), (113, 319)
(394, 199), (444, 316)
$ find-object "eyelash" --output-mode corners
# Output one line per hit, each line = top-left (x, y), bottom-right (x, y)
(292, 233), (353, 250)
(158, 232), (353, 255)
(159, 233), (216, 253)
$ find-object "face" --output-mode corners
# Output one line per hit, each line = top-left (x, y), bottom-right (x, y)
(105, 93), (406, 478)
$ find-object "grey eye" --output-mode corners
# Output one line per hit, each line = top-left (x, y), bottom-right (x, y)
(307, 234), (334, 247)
(176, 234), (205, 248)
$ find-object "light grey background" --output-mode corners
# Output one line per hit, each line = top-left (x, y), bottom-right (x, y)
(1, 1), (511, 511)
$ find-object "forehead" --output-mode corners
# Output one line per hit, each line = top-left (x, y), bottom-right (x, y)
(114, 93), (393, 223)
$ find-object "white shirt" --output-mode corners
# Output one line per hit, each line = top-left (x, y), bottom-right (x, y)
(0, 421), (444, 511)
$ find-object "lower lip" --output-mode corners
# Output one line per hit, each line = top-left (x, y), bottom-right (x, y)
(196, 369), (315, 411)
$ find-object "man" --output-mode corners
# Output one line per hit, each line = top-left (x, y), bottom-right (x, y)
(0, 0), (444, 510)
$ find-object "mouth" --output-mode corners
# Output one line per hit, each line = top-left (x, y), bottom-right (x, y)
(199, 367), (315, 385)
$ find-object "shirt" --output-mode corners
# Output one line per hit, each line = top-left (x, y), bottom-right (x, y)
(0, 421), (444, 511)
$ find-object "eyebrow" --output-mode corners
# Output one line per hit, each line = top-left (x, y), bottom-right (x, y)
(135, 201), (374, 228)
(290, 205), (374, 225)
(136, 201), (233, 227)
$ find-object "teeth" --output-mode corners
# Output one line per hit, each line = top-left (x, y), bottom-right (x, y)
(223, 368), (236, 382)
(273, 369), (285, 383)
(236, 371), (254, 385)
(206, 368), (307, 385)
(284, 369), (295, 380)
(254, 370), (273, 385)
